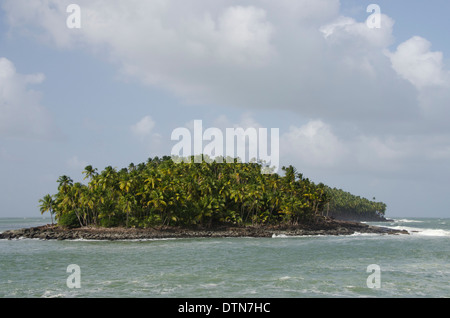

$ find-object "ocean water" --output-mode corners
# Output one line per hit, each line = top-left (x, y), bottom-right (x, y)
(0, 217), (449, 298)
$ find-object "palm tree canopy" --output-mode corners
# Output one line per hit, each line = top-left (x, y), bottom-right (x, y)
(44, 155), (386, 228)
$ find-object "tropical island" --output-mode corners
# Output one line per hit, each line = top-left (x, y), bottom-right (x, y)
(0, 155), (407, 240)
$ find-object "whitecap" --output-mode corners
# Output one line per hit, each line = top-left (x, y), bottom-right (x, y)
(386, 225), (450, 237)
(393, 219), (423, 223)
(272, 234), (288, 238)
(349, 232), (381, 237)
(41, 290), (72, 298)
(414, 229), (450, 237)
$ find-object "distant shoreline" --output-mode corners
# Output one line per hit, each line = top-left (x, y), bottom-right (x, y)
(0, 217), (408, 240)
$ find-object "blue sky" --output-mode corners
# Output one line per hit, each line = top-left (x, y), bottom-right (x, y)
(1, 0), (450, 218)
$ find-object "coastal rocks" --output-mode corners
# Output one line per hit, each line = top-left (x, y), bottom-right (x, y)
(0, 218), (409, 241)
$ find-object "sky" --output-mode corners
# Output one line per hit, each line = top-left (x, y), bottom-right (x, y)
(1, 0), (449, 218)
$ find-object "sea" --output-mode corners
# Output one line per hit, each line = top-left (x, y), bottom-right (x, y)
(0, 217), (449, 298)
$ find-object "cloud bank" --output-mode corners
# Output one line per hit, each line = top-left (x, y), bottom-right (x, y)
(0, 57), (58, 139)
(3, 0), (450, 181)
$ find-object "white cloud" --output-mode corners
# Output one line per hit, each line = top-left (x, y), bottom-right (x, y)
(261, 0), (340, 25)
(320, 14), (395, 48)
(214, 6), (274, 66)
(131, 115), (156, 139)
(386, 36), (450, 125)
(0, 57), (58, 139)
(319, 14), (395, 79)
(281, 120), (347, 168)
(4, 0), (450, 176)
(4, 0), (447, 129)
(130, 115), (164, 158)
(2, 0), (75, 48)
(0, 0), (420, 130)
(387, 36), (450, 90)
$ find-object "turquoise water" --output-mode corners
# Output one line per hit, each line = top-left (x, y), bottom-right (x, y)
(0, 217), (449, 298)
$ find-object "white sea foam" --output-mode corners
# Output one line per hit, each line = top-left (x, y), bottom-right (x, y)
(272, 232), (384, 238)
(393, 219), (423, 223)
(279, 276), (291, 280)
(386, 225), (450, 237)
(271, 233), (323, 238)
(122, 238), (178, 242)
(69, 238), (104, 242)
(41, 290), (72, 298)
(65, 237), (178, 242)
(413, 228), (450, 237)
(349, 232), (380, 237)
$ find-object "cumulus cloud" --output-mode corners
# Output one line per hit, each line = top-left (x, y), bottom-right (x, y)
(131, 115), (156, 138)
(281, 120), (347, 168)
(130, 115), (164, 157)
(4, 0), (450, 180)
(320, 13), (395, 48)
(213, 6), (275, 66)
(206, 115), (425, 178)
(387, 36), (450, 90)
(2, 0), (74, 48)
(0, 57), (58, 139)
(3, 0), (448, 128)
(0, 0), (407, 124)
(386, 36), (450, 124)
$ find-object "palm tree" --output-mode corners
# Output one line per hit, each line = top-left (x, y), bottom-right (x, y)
(39, 194), (55, 225)
(43, 154), (390, 228)
(119, 194), (136, 227)
(57, 175), (73, 196)
(83, 165), (98, 181)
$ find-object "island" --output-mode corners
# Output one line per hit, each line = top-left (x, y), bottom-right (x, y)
(0, 155), (407, 240)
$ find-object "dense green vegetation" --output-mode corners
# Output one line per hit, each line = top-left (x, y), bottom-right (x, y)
(325, 187), (386, 220)
(38, 155), (386, 228)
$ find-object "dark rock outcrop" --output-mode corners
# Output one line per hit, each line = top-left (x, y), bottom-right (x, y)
(0, 217), (408, 241)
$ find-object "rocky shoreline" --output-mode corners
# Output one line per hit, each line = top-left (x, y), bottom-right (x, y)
(0, 218), (408, 240)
